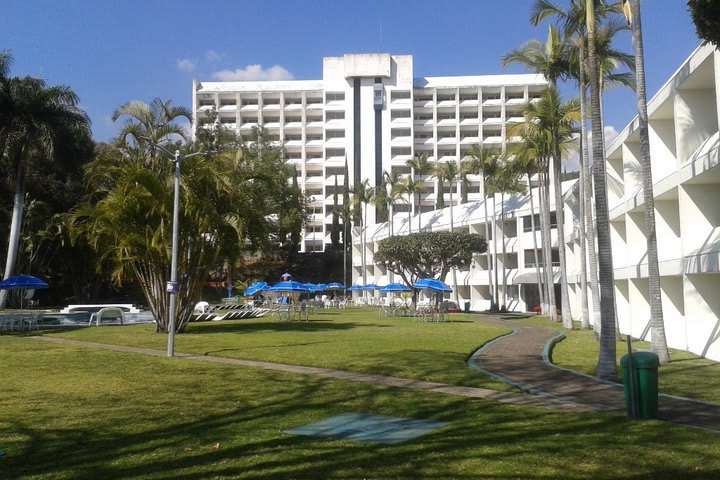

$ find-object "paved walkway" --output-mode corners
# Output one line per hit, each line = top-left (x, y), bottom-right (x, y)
(469, 314), (720, 433)
(31, 315), (720, 433)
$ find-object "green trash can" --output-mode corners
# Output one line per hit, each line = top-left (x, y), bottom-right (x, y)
(620, 351), (660, 419)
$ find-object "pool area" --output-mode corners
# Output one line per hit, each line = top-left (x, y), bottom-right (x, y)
(38, 309), (156, 327)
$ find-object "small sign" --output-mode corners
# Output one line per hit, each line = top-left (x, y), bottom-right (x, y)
(166, 281), (179, 294)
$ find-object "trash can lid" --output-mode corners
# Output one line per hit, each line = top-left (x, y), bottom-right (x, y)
(620, 351), (660, 368)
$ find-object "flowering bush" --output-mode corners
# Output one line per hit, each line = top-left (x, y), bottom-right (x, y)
(532, 306), (541, 315)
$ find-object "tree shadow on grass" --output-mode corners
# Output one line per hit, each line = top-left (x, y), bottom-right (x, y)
(185, 319), (372, 335)
(3, 367), (719, 480)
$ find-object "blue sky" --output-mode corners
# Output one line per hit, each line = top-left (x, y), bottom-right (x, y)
(2, 0), (702, 144)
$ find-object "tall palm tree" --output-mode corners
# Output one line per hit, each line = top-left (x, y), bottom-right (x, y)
(435, 161), (461, 305)
(531, 0), (630, 333)
(587, 0), (618, 381)
(517, 86), (580, 328)
(502, 24), (571, 87)
(406, 152), (433, 231)
(0, 74), (90, 308)
(383, 170), (403, 237)
(398, 175), (419, 234)
(494, 159), (526, 308)
(507, 139), (549, 318)
(355, 179), (376, 287)
(627, 0), (669, 362)
(463, 146), (500, 310)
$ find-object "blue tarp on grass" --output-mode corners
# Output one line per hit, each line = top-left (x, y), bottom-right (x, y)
(286, 413), (449, 444)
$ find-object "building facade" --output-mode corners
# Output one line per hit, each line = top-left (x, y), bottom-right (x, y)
(353, 44), (720, 362)
(193, 53), (546, 252)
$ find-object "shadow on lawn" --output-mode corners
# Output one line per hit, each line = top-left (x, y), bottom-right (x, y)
(3, 371), (718, 480)
(185, 319), (371, 335)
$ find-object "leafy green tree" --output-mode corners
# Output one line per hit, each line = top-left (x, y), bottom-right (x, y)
(375, 231), (487, 288)
(688, 0), (720, 47)
(0, 67), (91, 307)
(72, 103), (303, 334)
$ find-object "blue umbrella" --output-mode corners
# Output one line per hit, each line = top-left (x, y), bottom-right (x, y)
(0, 275), (48, 290)
(324, 282), (345, 290)
(267, 281), (309, 292)
(363, 284), (380, 290)
(379, 283), (411, 293)
(303, 283), (324, 292)
(413, 278), (453, 293)
(347, 285), (365, 291)
(244, 281), (267, 296)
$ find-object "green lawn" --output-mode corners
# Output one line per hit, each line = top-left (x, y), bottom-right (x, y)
(2, 334), (720, 479)
(517, 316), (720, 404)
(40, 308), (515, 390)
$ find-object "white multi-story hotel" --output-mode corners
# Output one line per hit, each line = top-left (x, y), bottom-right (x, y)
(193, 53), (546, 252)
(355, 43), (720, 362)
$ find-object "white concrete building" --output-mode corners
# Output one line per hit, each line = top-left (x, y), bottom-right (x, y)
(353, 43), (720, 362)
(193, 53), (546, 252)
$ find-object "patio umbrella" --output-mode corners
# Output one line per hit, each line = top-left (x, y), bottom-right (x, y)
(303, 283), (324, 293)
(324, 282), (345, 291)
(413, 278), (453, 293)
(379, 283), (411, 293)
(244, 281), (267, 296)
(363, 284), (380, 290)
(0, 275), (49, 309)
(267, 281), (309, 292)
(346, 285), (365, 291)
(0, 275), (48, 290)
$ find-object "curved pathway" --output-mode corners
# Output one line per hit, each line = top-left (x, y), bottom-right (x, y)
(469, 314), (720, 432)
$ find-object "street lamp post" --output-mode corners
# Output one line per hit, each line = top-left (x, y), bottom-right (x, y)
(144, 139), (206, 357)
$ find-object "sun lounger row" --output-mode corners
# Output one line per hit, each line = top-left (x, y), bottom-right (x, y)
(191, 308), (269, 322)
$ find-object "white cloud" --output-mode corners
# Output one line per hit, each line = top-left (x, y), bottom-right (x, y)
(206, 50), (224, 63)
(212, 64), (294, 82)
(176, 58), (197, 73)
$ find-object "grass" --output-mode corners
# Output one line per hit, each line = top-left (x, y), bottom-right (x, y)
(39, 308), (515, 391)
(517, 316), (720, 404)
(2, 334), (720, 479)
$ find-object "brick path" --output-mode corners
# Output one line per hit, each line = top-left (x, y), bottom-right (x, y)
(470, 314), (720, 432)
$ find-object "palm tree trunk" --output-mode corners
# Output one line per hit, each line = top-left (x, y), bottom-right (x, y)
(577, 45), (590, 330)
(552, 140), (573, 328)
(540, 166), (558, 322)
(631, 0), (669, 362)
(407, 193), (413, 234)
(588, 0), (617, 381)
(483, 191), (495, 310)
(362, 202), (368, 287)
(0, 156), (27, 308)
(492, 195), (500, 308)
(501, 192), (508, 308)
(528, 174), (545, 315)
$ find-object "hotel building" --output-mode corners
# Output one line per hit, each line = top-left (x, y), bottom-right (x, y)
(193, 53), (546, 252)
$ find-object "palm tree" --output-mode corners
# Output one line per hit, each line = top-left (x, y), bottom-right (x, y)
(355, 179), (376, 287)
(494, 159), (526, 308)
(507, 140), (549, 318)
(587, 0), (618, 381)
(406, 152), (433, 231)
(627, 0), (669, 362)
(463, 146), (500, 310)
(502, 23), (571, 87)
(0, 74), (90, 308)
(398, 175), (419, 234)
(435, 161), (461, 305)
(383, 170), (403, 236)
(112, 98), (191, 157)
(517, 86), (580, 327)
(531, 0), (625, 331)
